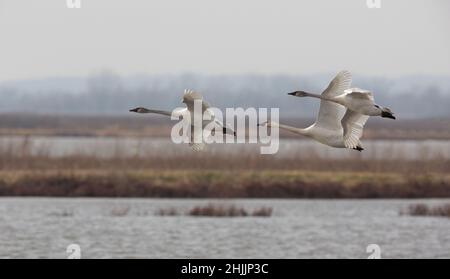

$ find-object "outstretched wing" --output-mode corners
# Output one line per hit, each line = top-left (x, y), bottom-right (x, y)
(183, 89), (210, 113)
(322, 70), (352, 97)
(344, 88), (374, 101)
(341, 109), (369, 149)
(315, 71), (352, 130)
(212, 118), (236, 136)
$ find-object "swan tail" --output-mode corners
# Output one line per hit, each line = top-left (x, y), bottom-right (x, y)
(257, 121), (277, 128)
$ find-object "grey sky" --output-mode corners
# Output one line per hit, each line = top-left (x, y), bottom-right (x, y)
(0, 0), (449, 81)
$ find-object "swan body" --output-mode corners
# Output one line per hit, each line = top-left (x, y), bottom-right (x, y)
(130, 89), (235, 151)
(288, 71), (395, 119)
(261, 71), (368, 151)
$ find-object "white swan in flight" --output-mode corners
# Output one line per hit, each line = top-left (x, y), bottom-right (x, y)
(130, 89), (235, 151)
(288, 71), (396, 119)
(260, 71), (368, 151)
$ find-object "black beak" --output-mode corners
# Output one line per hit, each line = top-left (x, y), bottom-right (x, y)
(381, 111), (396, 120)
(288, 92), (296, 96)
(129, 108), (138, 112)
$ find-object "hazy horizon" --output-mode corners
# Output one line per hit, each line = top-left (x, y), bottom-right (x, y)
(1, 72), (449, 118)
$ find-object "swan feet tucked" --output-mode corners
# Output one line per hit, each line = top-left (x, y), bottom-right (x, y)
(353, 146), (364, 152)
(223, 127), (237, 137)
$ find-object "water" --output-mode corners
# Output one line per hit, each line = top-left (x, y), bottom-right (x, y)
(1, 136), (450, 160)
(0, 198), (449, 259)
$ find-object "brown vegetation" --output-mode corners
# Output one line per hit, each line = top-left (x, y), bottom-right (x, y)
(110, 206), (131, 217)
(0, 116), (449, 198)
(156, 204), (273, 217)
(404, 204), (450, 218)
(188, 204), (272, 217)
(0, 169), (449, 198)
(157, 207), (179, 216)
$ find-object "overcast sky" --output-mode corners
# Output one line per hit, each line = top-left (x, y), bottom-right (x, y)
(0, 0), (449, 81)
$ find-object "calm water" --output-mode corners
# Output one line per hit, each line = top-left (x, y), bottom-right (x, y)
(1, 136), (450, 160)
(0, 198), (449, 259)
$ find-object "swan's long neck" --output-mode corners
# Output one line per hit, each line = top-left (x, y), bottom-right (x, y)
(304, 92), (334, 102)
(274, 122), (309, 136)
(139, 108), (172, 116)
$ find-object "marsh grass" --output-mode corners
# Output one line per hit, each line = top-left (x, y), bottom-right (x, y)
(156, 207), (179, 216)
(0, 136), (449, 198)
(110, 206), (131, 217)
(189, 204), (249, 217)
(1, 169), (449, 198)
(1, 142), (449, 173)
(156, 204), (273, 217)
(404, 204), (450, 218)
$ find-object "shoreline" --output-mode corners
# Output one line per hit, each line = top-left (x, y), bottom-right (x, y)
(1, 170), (449, 199)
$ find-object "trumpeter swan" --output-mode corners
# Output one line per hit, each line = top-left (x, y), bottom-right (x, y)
(260, 71), (368, 151)
(288, 71), (395, 119)
(130, 89), (235, 151)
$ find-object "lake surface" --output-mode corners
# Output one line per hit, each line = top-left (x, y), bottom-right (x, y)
(1, 136), (450, 160)
(0, 198), (449, 259)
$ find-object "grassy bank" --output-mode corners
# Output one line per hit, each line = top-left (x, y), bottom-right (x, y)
(1, 170), (449, 198)
(1, 129), (449, 198)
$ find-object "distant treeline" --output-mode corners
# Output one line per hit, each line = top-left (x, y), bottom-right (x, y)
(1, 72), (450, 118)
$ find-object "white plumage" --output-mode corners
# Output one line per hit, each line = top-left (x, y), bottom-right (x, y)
(289, 71), (396, 120)
(130, 89), (235, 151)
(263, 71), (368, 151)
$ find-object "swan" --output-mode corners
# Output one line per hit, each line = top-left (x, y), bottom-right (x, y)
(260, 71), (368, 151)
(130, 89), (235, 151)
(288, 71), (396, 119)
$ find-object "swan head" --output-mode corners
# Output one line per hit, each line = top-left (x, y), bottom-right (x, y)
(381, 108), (395, 119)
(129, 107), (148, 113)
(377, 106), (396, 119)
(288, 91), (309, 97)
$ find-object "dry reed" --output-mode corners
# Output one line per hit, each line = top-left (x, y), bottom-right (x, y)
(156, 204), (273, 217)
(405, 204), (450, 218)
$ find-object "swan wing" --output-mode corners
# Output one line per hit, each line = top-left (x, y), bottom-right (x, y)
(213, 118), (236, 136)
(344, 88), (374, 101)
(183, 89), (210, 112)
(315, 71), (352, 130)
(315, 101), (346, 130)
(322, 70), (352, 97)
(341, 109), (369, 149)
